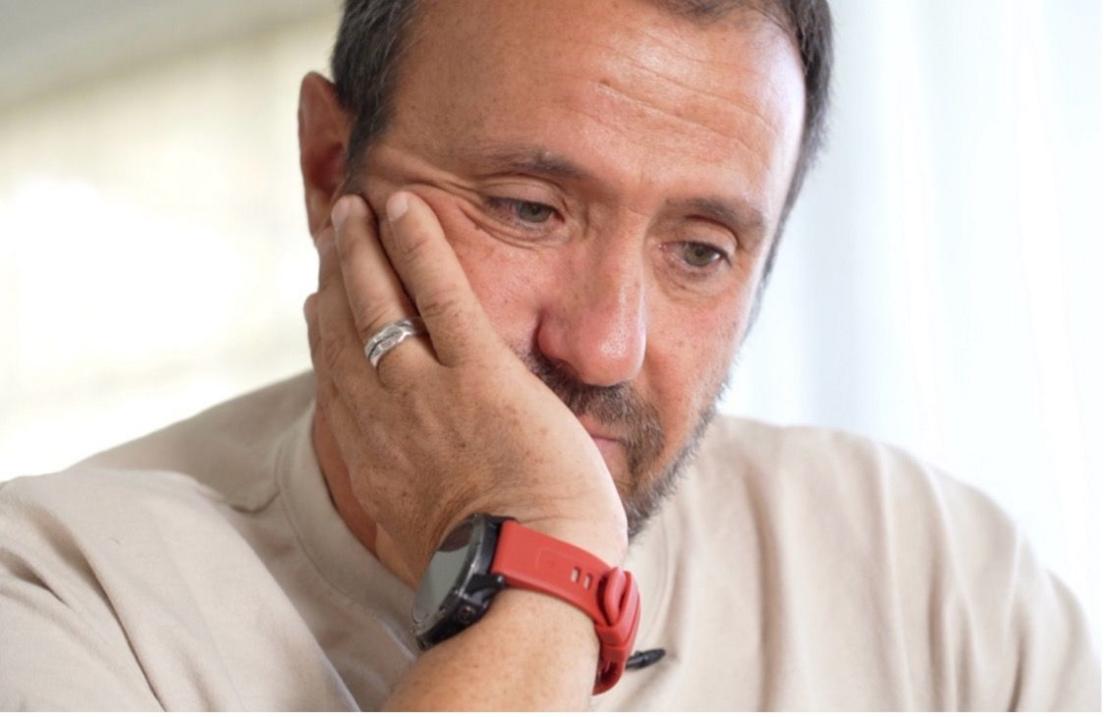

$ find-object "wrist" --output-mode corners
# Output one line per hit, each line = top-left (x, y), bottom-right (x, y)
(484, 586), (599, 655)
(413, 513), (641, 694)
(395, 586), (599, 710)
(520, 515), (629, 568)
(456, 497), (629, 567)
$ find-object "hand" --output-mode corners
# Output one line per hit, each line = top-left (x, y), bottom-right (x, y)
(304, 191), (628, 584)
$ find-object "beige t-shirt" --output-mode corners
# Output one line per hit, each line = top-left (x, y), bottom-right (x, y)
(0, 373), (1098, 710)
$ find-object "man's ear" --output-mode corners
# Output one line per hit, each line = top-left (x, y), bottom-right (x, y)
(298, 72), (351, 239)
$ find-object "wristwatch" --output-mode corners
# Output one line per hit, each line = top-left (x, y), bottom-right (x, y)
(412, 513), (642, 694)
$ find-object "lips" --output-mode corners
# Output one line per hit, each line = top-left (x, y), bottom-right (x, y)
(579, 417), (623, 445)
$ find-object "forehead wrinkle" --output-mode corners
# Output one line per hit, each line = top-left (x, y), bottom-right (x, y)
(610, 56), (783, 141)
(540, 32), (780, 143)
(549, 100), (766, 204)
(505, 43), (784, 171)
(406, 3), (796, 185)
(582, 79), (772, 178)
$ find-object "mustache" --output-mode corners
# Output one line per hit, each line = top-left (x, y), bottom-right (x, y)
(522, 352), (665, 477)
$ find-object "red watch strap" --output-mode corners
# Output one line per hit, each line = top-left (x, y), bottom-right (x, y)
(489, 520), (642, 694)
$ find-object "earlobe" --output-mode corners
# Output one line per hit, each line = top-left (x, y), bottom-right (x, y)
(298, 71), (351, 238)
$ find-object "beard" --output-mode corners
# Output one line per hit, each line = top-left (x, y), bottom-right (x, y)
(523, 352), (730, 540)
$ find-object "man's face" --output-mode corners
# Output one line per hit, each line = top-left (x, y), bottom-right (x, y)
(356, 0), (805, 533)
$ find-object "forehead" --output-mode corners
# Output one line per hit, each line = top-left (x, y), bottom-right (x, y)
(388, 0), (805, 220)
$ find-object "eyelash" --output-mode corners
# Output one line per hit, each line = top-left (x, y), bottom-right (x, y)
(672, 242), (732, 274)
(485, 197), (560, 230)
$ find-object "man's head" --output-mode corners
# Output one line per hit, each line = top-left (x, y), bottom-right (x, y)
(299, 0), (832, 536)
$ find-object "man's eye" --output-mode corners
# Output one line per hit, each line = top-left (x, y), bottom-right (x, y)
(488, 197), (557, 226)
(679, 242), (727, 269)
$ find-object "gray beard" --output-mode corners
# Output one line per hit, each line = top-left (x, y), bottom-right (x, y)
(621, 394), (721, 540)
(523, 351), (731, 540)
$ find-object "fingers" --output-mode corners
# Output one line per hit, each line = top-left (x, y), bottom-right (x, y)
(331, 196), (419, 344)
(312, 186), (493, 393)
(379, 191), (497, 367)
(321, 200), (434, 386)
(312, 228), (375, 393)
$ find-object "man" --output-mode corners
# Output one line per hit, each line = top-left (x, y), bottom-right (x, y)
(0, 0), (1098, 710)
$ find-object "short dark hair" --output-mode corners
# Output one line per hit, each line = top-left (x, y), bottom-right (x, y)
(331, 0), (833, 278)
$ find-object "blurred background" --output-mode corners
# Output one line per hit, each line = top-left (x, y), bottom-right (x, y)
(1, 0), (1100, 639)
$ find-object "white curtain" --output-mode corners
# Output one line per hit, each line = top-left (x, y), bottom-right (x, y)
(723, 0), (1101, 634)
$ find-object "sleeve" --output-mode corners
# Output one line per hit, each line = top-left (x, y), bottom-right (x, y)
(0, 482), (162, 710)
(1000, 533), (1100, 710)
(931, 473), (1100, 711)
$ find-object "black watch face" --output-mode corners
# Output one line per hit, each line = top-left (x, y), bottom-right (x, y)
(412, 514), (510, 649)
(413, 517), (477, 626)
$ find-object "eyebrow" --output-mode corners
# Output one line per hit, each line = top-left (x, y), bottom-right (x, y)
(464, 141), (767, 239)
(465, 142), (593, 182)
(670, 196), (767, 242)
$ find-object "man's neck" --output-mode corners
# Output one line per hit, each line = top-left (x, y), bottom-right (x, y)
(311, 408), (452, 587)
(310, 409), (378, 552)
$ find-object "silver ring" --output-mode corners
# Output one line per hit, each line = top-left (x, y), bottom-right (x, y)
(364, 317), (426, 368)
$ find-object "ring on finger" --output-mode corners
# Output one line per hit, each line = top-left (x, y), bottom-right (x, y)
(364, 317), (427, 368)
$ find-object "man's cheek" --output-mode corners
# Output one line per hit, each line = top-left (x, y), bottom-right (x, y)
(419, 195), (549, 341)
(456, 241), (549, 344)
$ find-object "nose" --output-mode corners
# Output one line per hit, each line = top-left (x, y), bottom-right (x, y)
(535, 243), (647, 387)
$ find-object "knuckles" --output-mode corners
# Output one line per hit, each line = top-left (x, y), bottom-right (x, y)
(391, 221), (436, 268)
(318, 329), (355, 376)
(353, 304), (403, 343)
(415, 285), (464, 325)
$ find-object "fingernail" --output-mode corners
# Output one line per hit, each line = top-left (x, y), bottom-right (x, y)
(331, 196), (352, 229)
(386, 192), (409, 222)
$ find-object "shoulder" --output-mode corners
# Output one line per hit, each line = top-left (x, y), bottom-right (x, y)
(0, 466), (250, 610)
(1, 464), (228, 540)
(686, 414), (1061, 603)
(689, 414), (1017, 549)
(71, 371), (315, 510)
(0, 372), (315, 613)
(0, 373), (318, 654)
(0, 372), (317, 595)
(0, 464), (314, 710)
(675, 415), (1100, 709)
